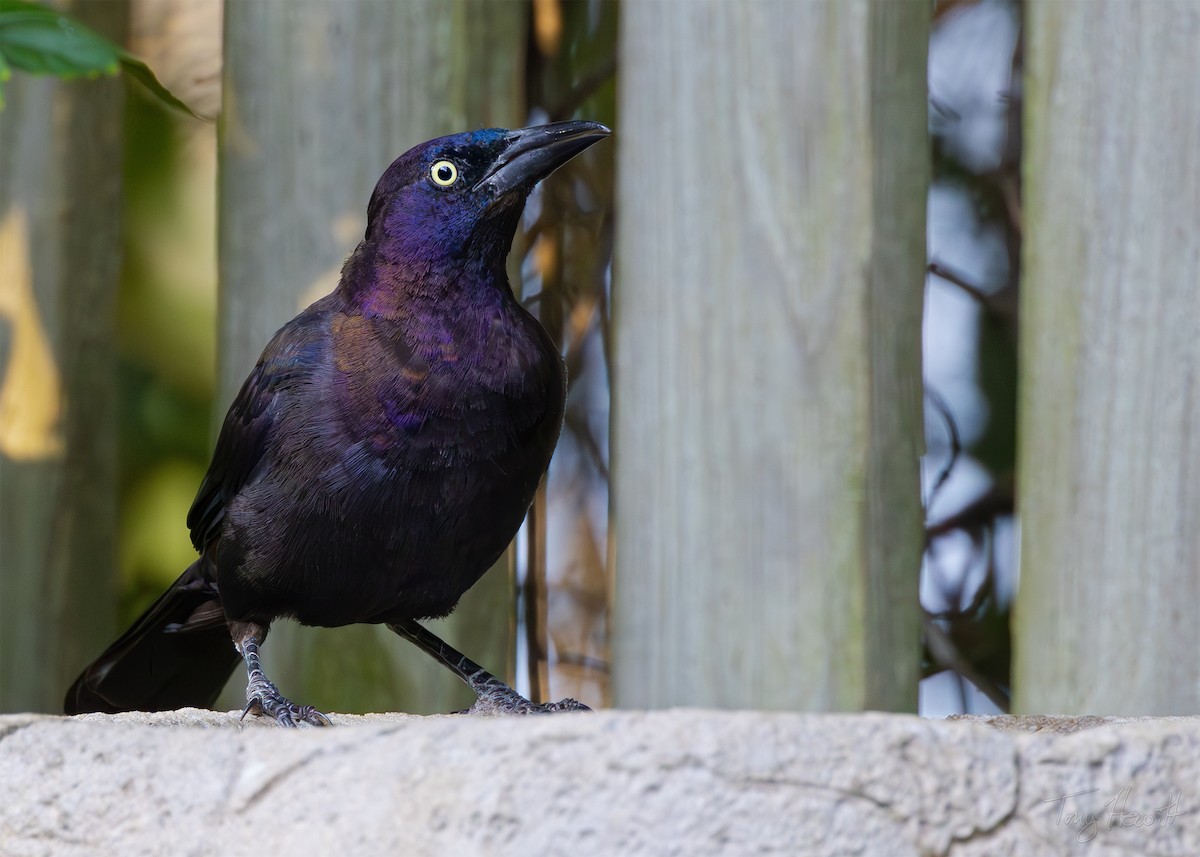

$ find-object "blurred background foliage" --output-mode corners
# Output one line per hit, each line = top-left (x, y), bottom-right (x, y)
(113, 0), (221, 630)
(920, 0), (1021, 714)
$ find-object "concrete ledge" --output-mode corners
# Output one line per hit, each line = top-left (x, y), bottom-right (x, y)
(1, 710), (1196, 856)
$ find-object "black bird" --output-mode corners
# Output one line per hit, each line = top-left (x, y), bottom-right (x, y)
(65, 121), (611, 725)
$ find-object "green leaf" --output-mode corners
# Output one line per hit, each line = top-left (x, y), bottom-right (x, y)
(119, 51), (207, 121)
(0, 0), (120, 79)
(0, 0), (210, 121)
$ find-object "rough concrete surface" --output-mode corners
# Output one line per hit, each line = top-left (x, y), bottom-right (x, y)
(0, 710), (1195, 856)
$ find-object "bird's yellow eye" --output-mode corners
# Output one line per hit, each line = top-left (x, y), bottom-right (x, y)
(430, 160), (458, 187)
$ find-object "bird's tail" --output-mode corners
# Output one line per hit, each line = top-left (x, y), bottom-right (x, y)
(64, 558), (242, 715)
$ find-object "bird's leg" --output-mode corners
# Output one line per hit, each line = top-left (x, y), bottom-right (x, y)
(231, 621), (331, 727)
(386, 619), (589, 715)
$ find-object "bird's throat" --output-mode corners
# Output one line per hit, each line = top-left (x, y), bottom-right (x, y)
(339, 238), (516, 323)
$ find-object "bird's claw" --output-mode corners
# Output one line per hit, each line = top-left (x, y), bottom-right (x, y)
(242, 676), (331, 727)
(540, 697), (591, 713)
(468, 685), (591, 716)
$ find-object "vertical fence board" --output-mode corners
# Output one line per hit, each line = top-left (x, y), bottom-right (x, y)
(611, 1), (927, 710)
(0, 1), (127, 713)
(1015, 2), (1200, 714)
(217, 0), (526, 714)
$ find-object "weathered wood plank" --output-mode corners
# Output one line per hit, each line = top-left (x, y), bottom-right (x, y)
(611, 1), (928, 710)
(217, 0), (526, 714)
(0, 1), (127, 713)
(1015, 1), (1200, 714)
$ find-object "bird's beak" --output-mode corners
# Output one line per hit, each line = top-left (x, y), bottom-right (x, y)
(476, 121), (611, 196)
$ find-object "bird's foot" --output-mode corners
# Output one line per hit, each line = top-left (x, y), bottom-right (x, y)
(242, 674), (331, 728)
(467, 682), (590, 716)
(234, 623), (330, 727)
(385, 619), (590, 716)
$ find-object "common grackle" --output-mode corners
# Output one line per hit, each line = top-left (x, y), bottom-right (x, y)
(65, 121), (611, 725)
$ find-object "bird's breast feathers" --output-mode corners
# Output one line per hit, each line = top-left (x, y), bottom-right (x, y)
(326, 307), (563, 462)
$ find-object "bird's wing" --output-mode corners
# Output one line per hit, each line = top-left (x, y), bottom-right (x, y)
(186, 302), (330, 552)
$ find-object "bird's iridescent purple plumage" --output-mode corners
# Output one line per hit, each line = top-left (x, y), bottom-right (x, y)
(65, 122), (611, 717)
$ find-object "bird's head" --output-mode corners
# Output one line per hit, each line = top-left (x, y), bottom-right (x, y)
(362, 121), (611, 271)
